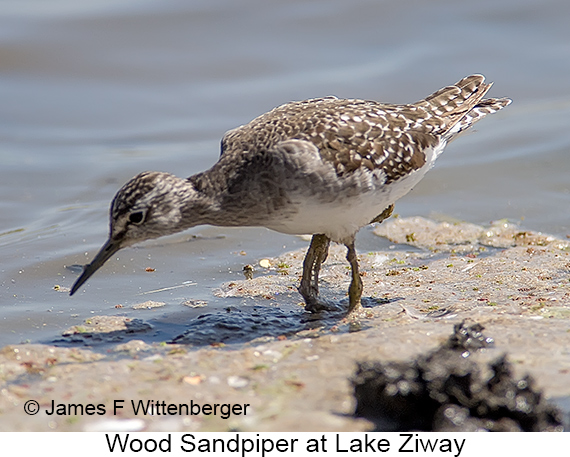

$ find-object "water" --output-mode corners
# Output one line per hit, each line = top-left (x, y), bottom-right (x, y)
(1, 0), (570, 346)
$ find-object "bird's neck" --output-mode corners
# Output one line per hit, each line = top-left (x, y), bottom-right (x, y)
(185, 163), (269, 229)
(181, 169), (239, 228)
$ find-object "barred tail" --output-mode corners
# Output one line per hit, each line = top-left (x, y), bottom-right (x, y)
(416, 74), (511, 140)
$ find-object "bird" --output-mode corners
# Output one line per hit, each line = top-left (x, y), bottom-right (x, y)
(70, 74), (511, 315)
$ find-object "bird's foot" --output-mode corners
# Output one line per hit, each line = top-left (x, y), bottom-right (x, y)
(370, 203), (395, 224)
(345, 300), (363, 317)
(303, 296), (344, 313)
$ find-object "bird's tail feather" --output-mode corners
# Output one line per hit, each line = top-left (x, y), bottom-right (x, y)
(416, 74), (511, 140)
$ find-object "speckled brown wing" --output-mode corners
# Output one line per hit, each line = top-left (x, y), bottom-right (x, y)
(220, 75), (510, 185)
(294, 99), (446, 184)
(221, 98), (440, 184)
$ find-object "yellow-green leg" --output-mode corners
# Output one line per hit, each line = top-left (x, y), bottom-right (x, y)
(345, 237), (363, 315)
(299, 233), (332, 312)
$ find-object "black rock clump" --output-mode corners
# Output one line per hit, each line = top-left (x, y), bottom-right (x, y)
(352, 322), (563, 431)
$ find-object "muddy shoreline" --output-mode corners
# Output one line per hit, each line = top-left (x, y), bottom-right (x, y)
(1, 217), (569, 431)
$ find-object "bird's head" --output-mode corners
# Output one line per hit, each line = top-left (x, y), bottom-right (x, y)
(70, 171), (192, 295)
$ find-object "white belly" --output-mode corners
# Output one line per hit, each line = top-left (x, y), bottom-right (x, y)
(265, 143), (444, 243)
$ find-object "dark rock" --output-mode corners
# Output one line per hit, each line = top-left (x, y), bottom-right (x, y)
(352, 322), (564, 432)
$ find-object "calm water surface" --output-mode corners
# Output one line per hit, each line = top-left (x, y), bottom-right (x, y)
(1, 0), (570, 346)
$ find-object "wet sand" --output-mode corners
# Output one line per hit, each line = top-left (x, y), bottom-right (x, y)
(1, 217), (569, 431)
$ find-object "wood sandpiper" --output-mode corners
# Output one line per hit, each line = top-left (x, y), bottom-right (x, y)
(70, 74), (511, 315)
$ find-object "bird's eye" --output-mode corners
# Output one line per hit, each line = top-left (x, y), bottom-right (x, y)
(128, 211), (145, 225)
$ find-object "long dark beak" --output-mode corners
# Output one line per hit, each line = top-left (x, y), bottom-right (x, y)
(69, 238), (122, 296)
